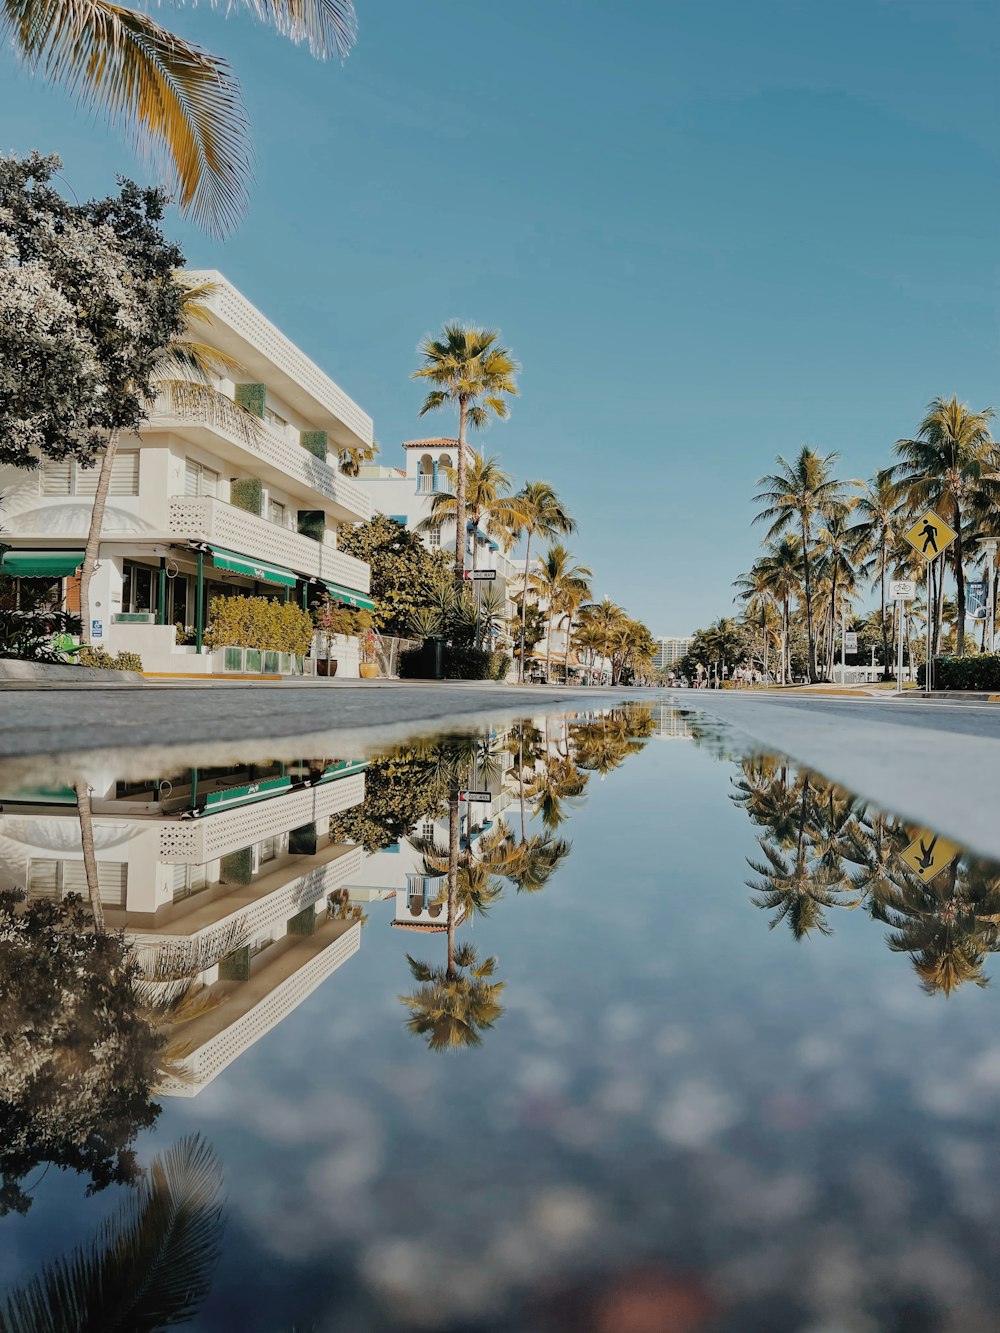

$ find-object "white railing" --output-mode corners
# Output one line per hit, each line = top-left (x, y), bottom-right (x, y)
(416, 474), (438, 494)
(151, 389), (372, 522)
(168, 496), (370, 593)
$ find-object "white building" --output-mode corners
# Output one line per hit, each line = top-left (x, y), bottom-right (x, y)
(0, 759), (370, 1094)
(653, 636), (693, 670)
(0, 271), (375, 676)
(355, 437), (520, 620)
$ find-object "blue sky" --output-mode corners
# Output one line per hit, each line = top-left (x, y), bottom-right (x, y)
(3, 0), (999, 632)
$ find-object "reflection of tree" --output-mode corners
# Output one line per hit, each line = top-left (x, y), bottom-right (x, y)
(400, 945), (505, 1050)
(0, 893), (163, 1216)
(730, 754), (1000, 993)
(0, 1134), (224, 1331)
(523, 758), (588, 829)
(571, 705), (656, 776)
(329, 746), (447, 852)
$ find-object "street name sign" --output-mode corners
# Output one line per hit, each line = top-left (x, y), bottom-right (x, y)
(902, 510), (957, 562)
(464, 570), (497, 581)
(890, 580), (916, 601)
(899, 830), (961, 883)
(459, 790), (493, 802)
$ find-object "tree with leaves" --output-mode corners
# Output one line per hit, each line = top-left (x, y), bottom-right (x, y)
(338, 514), (450, 636)
(510, 481), (575, 681)
(329, 746), (446, 852)
(399, 945), (505, 1051)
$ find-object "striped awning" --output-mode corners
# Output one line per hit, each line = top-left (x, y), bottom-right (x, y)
(210, 547), (297, 588)
(323, 581), (375, 611)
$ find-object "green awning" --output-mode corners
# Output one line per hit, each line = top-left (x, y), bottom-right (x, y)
(1, 550), (84, 578)
(210, 547), (297, 588)
(323, 581), (375, 611)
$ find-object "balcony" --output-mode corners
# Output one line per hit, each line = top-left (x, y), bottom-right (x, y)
(168, 496), (371, 595)
(416, 474), (440, 494)
(151, 389), (372, 523)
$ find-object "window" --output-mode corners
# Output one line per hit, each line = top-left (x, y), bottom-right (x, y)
(256, 835), (280, 868)
(41, 454), (139, 497)
(268, 499), (286, 528)
(263, 406), (287, 432)
(184, 460), (219, 498)
(171, 863), (209, 902)
(421, 821), (435, 842)
(28, 858), (127, 907)
(427, 525), (441, 549)
(122, 561), (155, 614)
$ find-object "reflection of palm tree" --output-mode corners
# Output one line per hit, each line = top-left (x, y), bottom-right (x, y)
(507, 832), (572, 894)
(524, 757), (588, 829)
(414, 822), (513, 922)
(400, 946), (505, 1050)
(881, 859), (1000, 995)
(74, 782), (105, 932)
(0, 1134), (224, 1332)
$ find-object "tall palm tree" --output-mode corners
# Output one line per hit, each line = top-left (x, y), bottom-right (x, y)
(400, 945), (505, 1050)
(893, 395), (1000, 655)
(754, 447), (851, 681)
(577, 597), (625, 687)
(751, 535), (803, 685)
(816, 508), (857, 680)
(529, 544), (592, 684)
(412, 326), (519, 595)
(510, 481), (575, 681)
(73, 782), (105, 932)
(79, 277), (262, 643)
(0, 1134), (224, 1331)
(849, 470), (902, 679)
(2, 0), (357, 235)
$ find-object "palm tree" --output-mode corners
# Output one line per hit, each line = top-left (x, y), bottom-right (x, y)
(754, 447), (851, 681)
(337, 439), (379, 476)
(881, 858), (1000, 995)
(2, 0), (356, 236)
(577, 597), (626, 687)
(0, 1134), (224, 1331)
(510, 481), (575, 681)
(506, 831), (572, 893)
(893, 395), (1000, 655)
(412, 326), (519, 595)
(816, 508), (857, 680)
(523, 756), (588, 828)
(572, 616), (607, 687)
(79, 276), (263, 643)
(849, 470), (902, 679)
(74, 782), (105, 932)
(529, 544), (592, 684)
(400, 945), (505, 1050)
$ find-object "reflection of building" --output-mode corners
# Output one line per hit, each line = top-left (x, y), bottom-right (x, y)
(650, 703), (694, 739)
(0, 759), (370, 1094)
(653, 637), (693, 670)
(0, 272), (374, 676)
(354, 438), (519, 620)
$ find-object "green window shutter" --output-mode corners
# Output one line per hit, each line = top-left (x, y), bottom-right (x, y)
(289, 822), (317, 855)
(300, 430), (328, 460)
(231, 476), (263, 516)
(297, 510), (325, 542)
(219, 945), (252, 982)
(219, 847), (253, 885)
(287, 904), (317, 936)
(235, 383), (266, 417)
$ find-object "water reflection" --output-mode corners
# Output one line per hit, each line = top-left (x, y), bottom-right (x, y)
(727, 747), (1000, 994)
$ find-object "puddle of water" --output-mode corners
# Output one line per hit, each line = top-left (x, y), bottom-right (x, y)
(1, 702), (999, 1332)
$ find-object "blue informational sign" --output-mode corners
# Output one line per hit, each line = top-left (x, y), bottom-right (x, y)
(966, 581), (987, 621)
(91, 619), (103, 637)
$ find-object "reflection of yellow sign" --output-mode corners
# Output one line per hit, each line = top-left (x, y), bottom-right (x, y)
(903, 510), (958, 562)
(900, 830), (961, 881)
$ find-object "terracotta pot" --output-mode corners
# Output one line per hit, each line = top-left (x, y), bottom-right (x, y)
(359, 663), (379, 679)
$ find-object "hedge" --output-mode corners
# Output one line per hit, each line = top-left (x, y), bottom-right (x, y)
(231, 476), (263, 516)
(400, 642), (510, 680)
(78, 647), (143, 671)
(919, 654), (1000, 691)
(235, 383), (265, 417)
(203, 596), (314, 655)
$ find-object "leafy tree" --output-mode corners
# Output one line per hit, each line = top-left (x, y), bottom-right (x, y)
(329, 747), (446, 852)
(413, 325), (519, 593)
(529, 543), (592, 683)
(339, 514), (450, 635)
(1, 0), (357, 235)
(0, 892), (163, 1216)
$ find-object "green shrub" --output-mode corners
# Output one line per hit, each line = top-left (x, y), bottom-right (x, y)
(300, 430), (328, 460)
(204, 596), (314, 655)
(78, 647), (143, 672)
(230, 476), (263, 516)
(234, 383), (265, 417)
(442, 644), (492, 679)
(219, 847), (253, 886)
(486, 651), (511, 681)
(920, 654), (1000, 691)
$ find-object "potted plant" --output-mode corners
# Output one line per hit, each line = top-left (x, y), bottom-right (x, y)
(313, 596), (355, 677)
(359, 626), (379, 679)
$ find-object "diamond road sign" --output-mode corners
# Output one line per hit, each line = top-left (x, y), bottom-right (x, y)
(890, 579), (917, 601)
(899, 830), (961, 882)
(903, 510), (958, 562)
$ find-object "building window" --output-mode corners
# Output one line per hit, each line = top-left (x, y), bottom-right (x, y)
(184, 460), (220, 498)
(427, 525), (441, 549)
(28, 857), (127, 908)
(171, 862), (209, 902)
(41, 454), (139, 497)
(268, 499), (286, 528)
(421, 821), (435, 842)
(121, 561), (155, 614)
(264, 406), (287, 432)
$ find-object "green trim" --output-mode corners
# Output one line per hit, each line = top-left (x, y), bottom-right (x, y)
(195, 551), (205, 652)
(1, 550), (84, 577)
(210, 547), (297, 587)
(323, 581), (375, 611)
(203, 776), (291, 810)
(235, 383), (265, 418)
(300, 430), (328, 460)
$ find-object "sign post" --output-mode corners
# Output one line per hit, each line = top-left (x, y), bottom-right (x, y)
(982, 538), (998, 653)
(890, 581), (916, 693)
(902, 511), (958, 694)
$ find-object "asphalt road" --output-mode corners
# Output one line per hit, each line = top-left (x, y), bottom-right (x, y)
(682, 690), (1000, 860)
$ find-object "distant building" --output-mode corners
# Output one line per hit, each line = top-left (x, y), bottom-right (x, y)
(653, 636), (693, 670)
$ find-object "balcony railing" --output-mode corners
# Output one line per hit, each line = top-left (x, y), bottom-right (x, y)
(168, 496), (371, 595)
(151, 388), (372, 522)
(416, 474), (439, 494)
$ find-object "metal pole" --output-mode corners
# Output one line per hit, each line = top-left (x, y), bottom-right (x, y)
(897, 597), (904, 693)
(157, 556), (167, 626)
(841, 605), (847, 685)
(925, 560), (932, 694)
(195, 550), (204, 653)
(986, 540), (997, 653)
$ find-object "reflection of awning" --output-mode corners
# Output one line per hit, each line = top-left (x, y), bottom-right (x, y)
(322, 581), (375, 611)
(210, 547), (297, 587)
(1, 550), (84, 577)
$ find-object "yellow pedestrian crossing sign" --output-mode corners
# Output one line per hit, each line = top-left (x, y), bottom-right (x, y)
(899, 830), (961, 882)
(903, 510), (957, 562)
